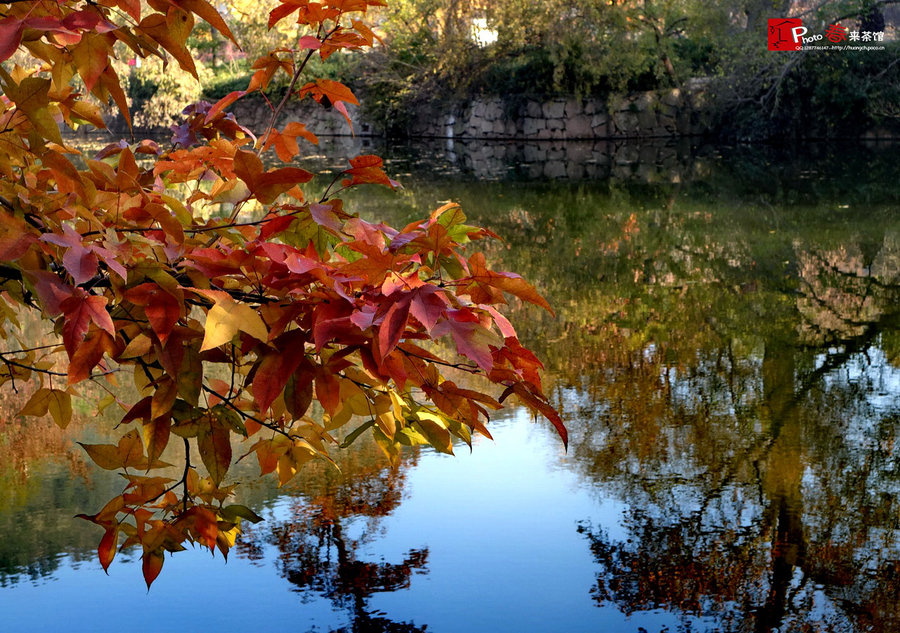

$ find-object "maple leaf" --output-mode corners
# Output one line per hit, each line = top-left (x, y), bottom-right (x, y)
(124, 282), (183, 345)
(198, 417), (232, 486)
(60, 288), (115, 358)
(299, 79), (359, 129)
(233, 149), (313, 204)
(431, 309), (501, 373)
(19, 388), (73, 429)
(462, 252), (554, 314)
(342, 154), (399, 188)
(68, 329), (117, 384)
(251, 330), (307, 412)
(263, 122), (318, 162)
(0, 19), (25, 63)
(196, 289), (269, 351)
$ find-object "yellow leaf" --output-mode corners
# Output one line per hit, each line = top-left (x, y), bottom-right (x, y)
(199, 295), (268, 351)
(19, 387), (52, 417)
(413, 411), (454, 455)
(19, 387), (72, 428)
(47, 389), (72, 429)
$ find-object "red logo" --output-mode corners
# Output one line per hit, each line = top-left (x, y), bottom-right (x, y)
(825, 23), (847, 43)
(768, 18), (803, 50)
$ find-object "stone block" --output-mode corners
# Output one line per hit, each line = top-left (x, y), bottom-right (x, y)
(611, 111), (639, 136)
(523, 117), (545, 136)
(484, 99), (503, 121)
(637, 109), (657, 131)
(661, 89), (682, 108)
(564, 98), (582, 119)
(566, 162), (585, 179)
(634, 92), (657, 112)
(526, 101), (543, 118)
(543, 99), (566, 119)
(547, 147), (566, 161)
(566, 114), (593, 139)
(523, 144), (547, 163)
(543, 161), (567, 179)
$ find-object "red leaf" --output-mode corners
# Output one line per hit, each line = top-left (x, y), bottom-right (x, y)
(125, 283), (182, 345)
(378, 294), (411, 360)
(298, 35), (321, 49)
(409, 286), (448, 333)
(314, 368), (340, 416)
(251, 331), (306, 412)
(431, 310), (498, 373)
(0, 18), (24, 63)
(61, 289), (115, 358)
(342, 154), (398, 188)
(121, 396), (153, 424)
(259, 213), (296, 240)
(26, 270), (73, 316)
(284, 362), (314, 419)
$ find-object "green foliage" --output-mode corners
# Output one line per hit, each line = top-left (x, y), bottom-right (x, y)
(129, 57), (211, 129)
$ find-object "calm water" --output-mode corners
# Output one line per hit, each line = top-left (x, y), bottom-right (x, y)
(2, 139), (900, 632)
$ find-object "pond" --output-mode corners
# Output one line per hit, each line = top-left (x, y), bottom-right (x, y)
(2, 138), (900, 632)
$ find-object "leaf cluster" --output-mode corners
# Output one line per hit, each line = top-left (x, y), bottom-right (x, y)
(0, 0), (564, 587)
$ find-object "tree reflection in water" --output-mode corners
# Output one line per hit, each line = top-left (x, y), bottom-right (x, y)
(237, 443), (429, 633)
(565, 230), (900, 631)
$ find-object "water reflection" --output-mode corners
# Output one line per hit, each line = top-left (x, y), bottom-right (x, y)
(552, 206), (900, 630)
(240, 442), (429, 633)
(2, 142), (900, 632)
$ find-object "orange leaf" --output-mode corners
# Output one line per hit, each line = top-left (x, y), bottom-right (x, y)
(204, 90), (246, 124)
(142, 550), (164, 589)
(71, 32), (111, 93)
(464, 252), (554, 314)
(138, 10), (196, 78)
(98, 526), (119, 573)
(68, 329), (116, 384)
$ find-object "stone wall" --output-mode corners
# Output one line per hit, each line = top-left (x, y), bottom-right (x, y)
(227, 87), (713, 141)
(406, 87), (714, 140)
(229, 99), (379, 137)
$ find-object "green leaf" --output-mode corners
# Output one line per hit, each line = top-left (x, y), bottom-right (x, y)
(220, 504), (264, 524)
(340, 419), (375, 448)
